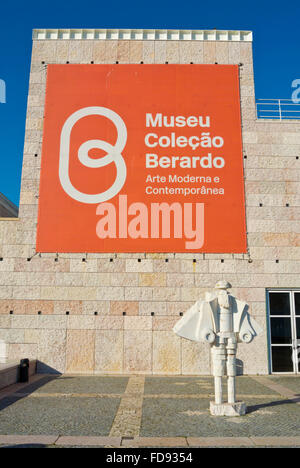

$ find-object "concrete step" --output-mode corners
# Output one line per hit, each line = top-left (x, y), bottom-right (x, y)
(0, 360), (37, 390)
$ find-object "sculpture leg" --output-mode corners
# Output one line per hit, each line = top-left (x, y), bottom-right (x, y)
(228, 377), (235, 404)
(214, 376), (223, 405)
(226, 338), (237, 404)
(212, 341), (226, 405)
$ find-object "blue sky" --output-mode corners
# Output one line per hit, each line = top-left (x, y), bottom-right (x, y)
(0, 0), (299, 206)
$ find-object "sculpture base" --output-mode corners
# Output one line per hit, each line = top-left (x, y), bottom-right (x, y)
(210, 401), (247, 417)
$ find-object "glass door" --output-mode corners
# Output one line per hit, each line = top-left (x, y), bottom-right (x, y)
(268, 290), (300, 374)
(293, 292), (300, 373)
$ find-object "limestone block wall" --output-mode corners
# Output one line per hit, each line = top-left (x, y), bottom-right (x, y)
(0, 33), (299, 375)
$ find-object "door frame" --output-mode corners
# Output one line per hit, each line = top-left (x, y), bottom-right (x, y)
(267, 288), (300, 375)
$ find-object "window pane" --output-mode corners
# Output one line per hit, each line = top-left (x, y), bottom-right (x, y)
(296, 318), (300, 341)
(295, 293), (300, 316)
(270, 317), (292, 344)
(269, 292), (290, 316)
(271, 346), (294, 372)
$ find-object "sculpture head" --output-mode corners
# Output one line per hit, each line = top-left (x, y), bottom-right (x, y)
(215, 280), (232, 309)
(215, 280), (232, 291)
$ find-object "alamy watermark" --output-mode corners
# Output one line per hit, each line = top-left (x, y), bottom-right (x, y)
(291, 79), (300, 103)
(0, 79), (6, 103)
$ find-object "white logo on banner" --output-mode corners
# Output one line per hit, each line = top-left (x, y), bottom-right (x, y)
(59, 107), (127, 203)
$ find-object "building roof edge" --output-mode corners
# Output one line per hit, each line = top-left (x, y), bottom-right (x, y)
(32, 29), (253, 42)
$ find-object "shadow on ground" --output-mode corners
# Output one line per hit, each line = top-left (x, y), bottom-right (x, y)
(247, 397), (300, 413)
(0, 375), (61, 412)
(1, 444), (48, 448)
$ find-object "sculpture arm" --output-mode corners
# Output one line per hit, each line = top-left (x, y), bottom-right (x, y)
(196, 301), (216, 344)
(238, 311), (263, 343)
(173, 300), (216, 344)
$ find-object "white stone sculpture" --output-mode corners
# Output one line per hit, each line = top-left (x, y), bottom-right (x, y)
(173, 280), (262, 416)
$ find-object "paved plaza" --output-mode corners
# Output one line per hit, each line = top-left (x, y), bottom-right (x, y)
(0, 373), (299, 448)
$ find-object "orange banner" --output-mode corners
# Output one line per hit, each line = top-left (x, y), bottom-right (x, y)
(36, 64), (246, 253)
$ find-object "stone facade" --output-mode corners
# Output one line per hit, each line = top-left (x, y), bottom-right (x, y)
(0, 32), (299, 375)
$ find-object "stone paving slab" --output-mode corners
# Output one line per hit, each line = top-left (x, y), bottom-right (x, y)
(109, 376), (144, 437)
(0, 435), (59, 446)
(140, 396), (300, 438)
(17, 375), (129, 395)
(56, 436), (122, 446)
(234, 377), (280, 396)
(0, 374), (50, 400)
(14, 376), (58, 395)
(0, 395), (120, 436)
(268, 376), (300, 395)
(122, 437), (188, 447)
(141, 398), (221, 437)
(250, 437), (300, 446)
(0, 374), (299, 445)
(251, 376), (300, 402)
(187, 437), (255, 447)
(1, 435), (300, 448)
(251, 437), (300, 447)
(144, 376), (279, 396)
(144, 377), (214, 395)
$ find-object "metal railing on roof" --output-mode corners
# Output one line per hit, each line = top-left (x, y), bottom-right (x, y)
(256, 99), (300, 121)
